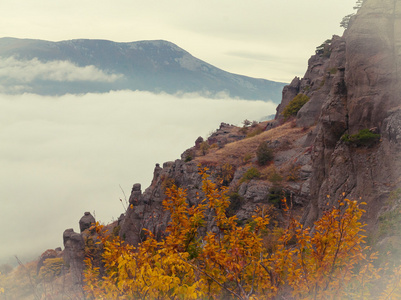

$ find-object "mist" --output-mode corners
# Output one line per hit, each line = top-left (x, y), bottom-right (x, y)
(0, 90), (276, 264)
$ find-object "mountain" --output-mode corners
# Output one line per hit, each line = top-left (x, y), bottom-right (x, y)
(62, 0), (400, 279)
(59, 0), (401, 290)
(5, 0), (401, 297)
(0, 38), (286, 101)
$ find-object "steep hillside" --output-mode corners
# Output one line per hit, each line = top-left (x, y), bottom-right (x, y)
(52, 0), (401, 295)
(118, 121), (314, 246)
(115, 0), (401, 246)
(0, 38), (286, 101)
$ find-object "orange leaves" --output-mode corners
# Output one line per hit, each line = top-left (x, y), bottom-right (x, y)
(83, 167), (387, 300)
(265, 199), (380, 299)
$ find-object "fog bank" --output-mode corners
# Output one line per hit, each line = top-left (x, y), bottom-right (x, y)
(0, 90), (276, 264)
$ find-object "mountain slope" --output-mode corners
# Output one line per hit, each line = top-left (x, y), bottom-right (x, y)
(58, 0), (401, 292)
(0, 38), (286, 101)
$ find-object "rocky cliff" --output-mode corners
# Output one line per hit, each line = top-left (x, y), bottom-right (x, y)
(62, 0), (401, 283)
(119, 121), (314, 245)
(119, 0), (401, 241)
(287, 0), (401, 228)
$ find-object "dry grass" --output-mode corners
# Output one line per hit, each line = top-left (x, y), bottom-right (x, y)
(195, 122), (315, 168)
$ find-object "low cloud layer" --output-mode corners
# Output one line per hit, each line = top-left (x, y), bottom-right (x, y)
(0, 56), (122, 83)
(0, 90), (276, 264)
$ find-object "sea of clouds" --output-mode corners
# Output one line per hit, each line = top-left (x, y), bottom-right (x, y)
(0, 90), (277, 264)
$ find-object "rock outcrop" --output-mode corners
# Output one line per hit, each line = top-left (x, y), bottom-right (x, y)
(63, 228), (85, 284)
(63, 212), (96, 284)
(79, 212), (95, 233)
(120, 121), (314, 242)
(276, 0), (401, 227)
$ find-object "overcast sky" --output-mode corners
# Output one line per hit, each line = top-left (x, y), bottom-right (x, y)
(0, 0), (354, 82)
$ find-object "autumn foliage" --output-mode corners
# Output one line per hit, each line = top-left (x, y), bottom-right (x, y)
(83, 168), (400, 299)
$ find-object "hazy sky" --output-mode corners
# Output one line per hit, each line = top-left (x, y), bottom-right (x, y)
(0, 0), (354, 82)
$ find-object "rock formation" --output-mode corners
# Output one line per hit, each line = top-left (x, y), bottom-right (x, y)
(119, 0), (401, 239)
(79, 212), (95, 233)
(62, 228), (85, 284)
(119, 120), (314, 242)
(286, 0), (401, 227)
(62, 0), (401, 284)
(63, 212), (96, 284)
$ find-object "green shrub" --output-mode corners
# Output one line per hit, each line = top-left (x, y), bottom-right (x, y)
(268, 186), (284, 205)
(256, 141), (274, 166)
(281, 94), (310, 120)
(240, 167), (261, 183)
(341, 129), (380, 147)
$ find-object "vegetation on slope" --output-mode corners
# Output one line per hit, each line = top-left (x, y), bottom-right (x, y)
(281, 94), (310, 120)
(82, 168), (401, 299)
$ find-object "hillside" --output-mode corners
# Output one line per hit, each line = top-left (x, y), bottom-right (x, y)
(111, 0), (401, 250)
(2, 0), (401, 298)
(0, 38), (286, 101)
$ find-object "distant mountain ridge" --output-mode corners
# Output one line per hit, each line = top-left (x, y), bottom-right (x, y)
(0, 37), (286, 101)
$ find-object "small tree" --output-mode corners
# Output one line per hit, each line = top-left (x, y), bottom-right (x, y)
(242, 119), (251, 127)
(256, 141), (274, 166)
(340, 13), (355, 29)
(341, 128), (380, 147)
(200, 141), (210, 155)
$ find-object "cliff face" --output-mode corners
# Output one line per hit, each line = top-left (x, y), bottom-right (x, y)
(120, 0), (401, 240)
(62, 0), (401, 283)
(285, 0), (401, 227)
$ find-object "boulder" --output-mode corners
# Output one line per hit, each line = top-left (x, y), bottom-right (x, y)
(79, 212), (95, 233)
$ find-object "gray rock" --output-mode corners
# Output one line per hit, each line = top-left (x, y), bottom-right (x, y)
(301, 0), (401, 227)
(239, 181), (271, 203)
(63, 228), (85, 284)
(275, 77), (301, 120)
(129, 183), (142, 206)
(79, 212), (95, 233)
